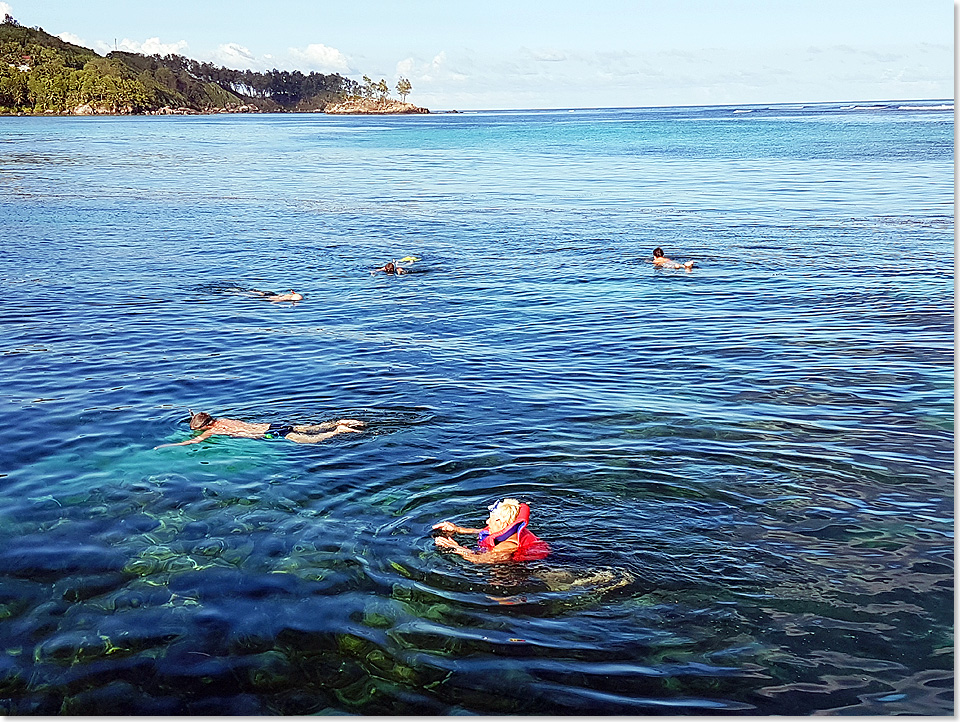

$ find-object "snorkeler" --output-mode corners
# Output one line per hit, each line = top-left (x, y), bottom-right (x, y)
(372, 256), (420, 275)
(252, 289), (304, 302)
(210, 285), (304, 302)
(371, 261), (408, 275)
(154, 411), (365, 448)
(652, 247), (695, 271)
(432, 498), (550, 563)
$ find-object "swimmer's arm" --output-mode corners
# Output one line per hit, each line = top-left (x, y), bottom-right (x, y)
(432, 521), (481, 534)
(154, 429), (215, 449)
(435, 536), (518, 564)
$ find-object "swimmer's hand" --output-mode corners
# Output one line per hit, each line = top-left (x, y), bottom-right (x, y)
(154, 433), (209, 449)
(435, 536), (463, 550)
(432, 521), (482, 535)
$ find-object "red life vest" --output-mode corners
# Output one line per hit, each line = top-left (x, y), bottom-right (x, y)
(478, 503), (549, 561)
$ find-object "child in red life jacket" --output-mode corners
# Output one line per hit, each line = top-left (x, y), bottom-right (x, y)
(432, 498), (549, 563)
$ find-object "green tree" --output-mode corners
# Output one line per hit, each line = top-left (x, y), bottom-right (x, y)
(396, 76), (412, 102)
(376, 78), (389, 100)
(361, 74), (375, 99)
(0, 66), (28, 108)
(26, 58), (71, 112)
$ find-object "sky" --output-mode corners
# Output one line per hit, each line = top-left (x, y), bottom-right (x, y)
(4, 0), (954, 110)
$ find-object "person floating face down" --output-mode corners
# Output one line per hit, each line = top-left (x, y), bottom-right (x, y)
(256, 289), (304, 302)
(652, 247), (695, 271)
(432, 498), (550, 563)
(154, 411), (364, 448)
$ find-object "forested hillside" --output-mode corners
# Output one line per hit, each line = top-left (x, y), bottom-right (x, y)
(0, 16), (360, 114)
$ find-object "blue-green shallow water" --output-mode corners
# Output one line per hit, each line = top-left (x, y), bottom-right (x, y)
(0, 101), (953, 715)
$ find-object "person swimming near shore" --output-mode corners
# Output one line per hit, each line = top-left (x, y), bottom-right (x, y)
(371, 261), (408, 275)
(432, 498), (550, 563)
(252, 289), (304, 302)
(154, 411), (364, 448)
(372, 256), (421, 276)
(204, 284), (303, 302)
(652, 247), (695, 271)
(433, 499), (634, 599)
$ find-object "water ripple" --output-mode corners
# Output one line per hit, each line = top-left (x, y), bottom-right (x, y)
(0, 106), (952, 715)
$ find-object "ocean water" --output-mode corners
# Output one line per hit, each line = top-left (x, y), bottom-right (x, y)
(0, 100), (953, 715)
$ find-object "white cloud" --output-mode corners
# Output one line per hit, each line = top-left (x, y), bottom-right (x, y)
(0, 2), (12, 19)
(401, 38), (953, 110)
(199, 41), (350, 73)
(212, 42), (259, 69)
(525, 48), (568, 62)
(288, 43), (351, 74)
(394, 51), (468, 86)
(57, 31), (86, 47)
(93, 37), (188, 56)
(149, 37), (188, 55)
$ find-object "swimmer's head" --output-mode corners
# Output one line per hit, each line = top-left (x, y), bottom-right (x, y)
(486, 498), (522, 532)
(653, 247), (664, 258)
(289, 291), (303, 301)
(189, 411), (214, 430)
(384, 262), (396, 273)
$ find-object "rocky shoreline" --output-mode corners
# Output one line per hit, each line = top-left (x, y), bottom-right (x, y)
(149, 104), (262, 116)
(76, 103), (264, 116)
(3, 100), (429, 117)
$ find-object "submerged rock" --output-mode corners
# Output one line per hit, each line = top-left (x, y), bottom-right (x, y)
(0, 543), (126, 579)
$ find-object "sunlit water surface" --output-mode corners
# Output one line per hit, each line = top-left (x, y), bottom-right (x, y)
(0, 101), (953, 715)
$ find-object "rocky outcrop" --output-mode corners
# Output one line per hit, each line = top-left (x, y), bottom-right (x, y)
(324, 98), (429, 115)
(152, 106), (200, 115)
(72, 103), (134, 115)
(147, 104), (260, 115)
(211, 103), (261, 114)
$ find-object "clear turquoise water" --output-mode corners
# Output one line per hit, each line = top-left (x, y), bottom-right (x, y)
(0, 101), (953, 715)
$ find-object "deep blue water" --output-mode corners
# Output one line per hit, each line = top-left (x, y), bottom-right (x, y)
(0, 100), (953, 715)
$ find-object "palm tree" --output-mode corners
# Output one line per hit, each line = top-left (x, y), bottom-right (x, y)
(396, 76), (412, 102)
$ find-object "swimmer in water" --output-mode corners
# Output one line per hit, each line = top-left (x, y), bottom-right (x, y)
(432, 498), (550, 563)
(253, 289), (304, 302)
(155, 411), (364, 448)
(652, 247), (695, 271)
(208, 284), (303, 302)
(371, 261), (408, 275)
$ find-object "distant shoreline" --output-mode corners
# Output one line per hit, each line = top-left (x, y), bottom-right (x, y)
(0, 98), (434, 118)
(0, 98), (949, 118)
(1, 23), (437, 118)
